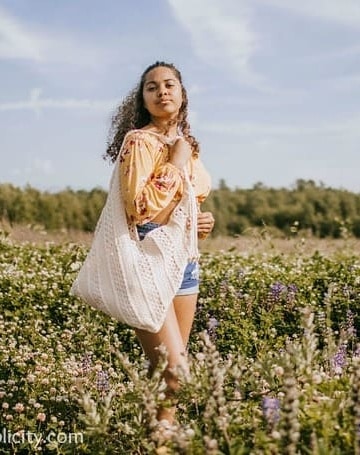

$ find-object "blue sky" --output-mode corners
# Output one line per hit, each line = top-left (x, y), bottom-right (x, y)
(1, 0), (360, 192)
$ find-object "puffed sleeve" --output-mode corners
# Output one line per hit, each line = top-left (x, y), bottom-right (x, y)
(119, 132), (184, 224)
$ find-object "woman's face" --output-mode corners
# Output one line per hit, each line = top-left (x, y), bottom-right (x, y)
(142, 66), (183, 120)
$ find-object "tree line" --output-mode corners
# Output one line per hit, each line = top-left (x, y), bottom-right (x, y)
(1, 179), (359, 238)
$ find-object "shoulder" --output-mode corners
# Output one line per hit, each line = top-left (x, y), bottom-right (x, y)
(123, 129), (160, 144)
(120, 129), (163, 158)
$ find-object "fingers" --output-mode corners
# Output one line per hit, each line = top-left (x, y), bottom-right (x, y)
(197, 212), (215, 234)
(197, 212), (215, 224)
(197, 219), (214, 229)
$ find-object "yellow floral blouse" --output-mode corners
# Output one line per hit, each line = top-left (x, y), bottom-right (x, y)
(119, 129), (211, 225)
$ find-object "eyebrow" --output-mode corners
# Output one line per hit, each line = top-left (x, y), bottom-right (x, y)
(144, 78), (176, 86)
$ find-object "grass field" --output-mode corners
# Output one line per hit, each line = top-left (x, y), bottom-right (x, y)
(3, 222), (360, 256)
(0, 225), (359, 454)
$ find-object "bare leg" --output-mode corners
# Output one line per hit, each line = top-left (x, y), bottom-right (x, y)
(173, 293), (198, 347)
(134, 293), (198, 424)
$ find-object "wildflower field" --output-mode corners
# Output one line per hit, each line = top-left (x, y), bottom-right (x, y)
(0, 230), (360, 454)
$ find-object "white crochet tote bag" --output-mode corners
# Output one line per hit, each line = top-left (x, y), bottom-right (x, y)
(70, 141), (198, 333)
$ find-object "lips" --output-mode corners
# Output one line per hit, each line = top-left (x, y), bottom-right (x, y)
(158, 99), (172, 104)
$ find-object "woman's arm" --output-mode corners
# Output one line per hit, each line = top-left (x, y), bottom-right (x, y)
(119, 132), (184, 224)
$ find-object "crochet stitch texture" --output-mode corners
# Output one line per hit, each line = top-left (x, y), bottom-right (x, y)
(70, 134), (198, 333)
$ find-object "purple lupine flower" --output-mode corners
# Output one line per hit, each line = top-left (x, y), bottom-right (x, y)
(262, 396), (280, 425)
(80, 354), (92, 376)
(96, 370), (110, 393)
(269, 282), (287, 302)
(331, 344), (347, 375)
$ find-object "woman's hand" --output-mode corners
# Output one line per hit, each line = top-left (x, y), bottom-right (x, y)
(168, 138), (192, 169)
(197, 211), (215, 239)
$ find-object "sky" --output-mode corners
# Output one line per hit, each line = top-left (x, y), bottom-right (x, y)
(1, 0), (360, 193)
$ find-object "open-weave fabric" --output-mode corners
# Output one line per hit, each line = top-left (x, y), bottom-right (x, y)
(70, 136), (198, 333)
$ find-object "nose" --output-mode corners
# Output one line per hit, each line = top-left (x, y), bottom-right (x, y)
(158, 84), (168, 97)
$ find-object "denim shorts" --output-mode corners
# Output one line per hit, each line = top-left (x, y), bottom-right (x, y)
(136, 222), (199, 296)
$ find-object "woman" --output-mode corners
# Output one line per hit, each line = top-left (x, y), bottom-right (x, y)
(105, 61), (214, 425)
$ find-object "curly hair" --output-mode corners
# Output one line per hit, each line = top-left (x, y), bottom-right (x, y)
(103, 61), (200, 162)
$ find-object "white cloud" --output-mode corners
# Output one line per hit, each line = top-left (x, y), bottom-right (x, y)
(0, 89), (117, 113)
(0, 6), (112, 69)
(0, 7), (42, 60)
(166, 0), (264, 88)
(261, 0), (360, 27)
